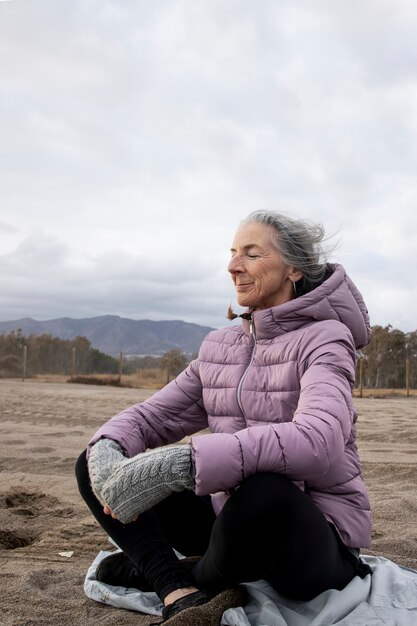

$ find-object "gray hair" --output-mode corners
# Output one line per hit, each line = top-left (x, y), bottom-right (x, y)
(242, 210), (329, 296)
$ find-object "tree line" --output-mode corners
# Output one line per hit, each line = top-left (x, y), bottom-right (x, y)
(1, 325), (416, 389)
(357, 325), (417, 389)
(0, 330), (191, 381)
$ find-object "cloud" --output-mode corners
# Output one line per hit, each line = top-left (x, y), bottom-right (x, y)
(1, 1), (417, 330)
(0, 232), (234, 326)
(0, 220), (19, 234)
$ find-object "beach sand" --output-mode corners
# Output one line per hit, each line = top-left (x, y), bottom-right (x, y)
(0, 380), (416, 625)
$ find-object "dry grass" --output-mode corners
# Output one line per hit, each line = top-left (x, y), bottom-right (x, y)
(122, 368), (167, 388)
(68, 369), (167, 389)
(9, 372), (417, 396)
(353, 388), (417, 398)
(23, 374), (70, 383)
(4, 368), (167, 389)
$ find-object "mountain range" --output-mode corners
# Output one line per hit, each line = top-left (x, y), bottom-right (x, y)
(0, 316), (215, 357)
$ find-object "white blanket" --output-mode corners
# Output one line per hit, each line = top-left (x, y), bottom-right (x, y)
(84, 551), (417, 625)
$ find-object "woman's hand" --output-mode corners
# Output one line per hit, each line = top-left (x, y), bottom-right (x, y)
(103, 504), (138, 522)
(103, 504), (118, 519)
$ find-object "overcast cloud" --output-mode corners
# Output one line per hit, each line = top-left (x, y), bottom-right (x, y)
(1, 0), (417, 331)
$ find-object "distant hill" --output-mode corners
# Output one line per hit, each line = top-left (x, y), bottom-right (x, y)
(0, 316), (215, 357)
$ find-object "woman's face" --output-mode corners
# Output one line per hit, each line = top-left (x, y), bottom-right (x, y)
(228, 222), (302, 310)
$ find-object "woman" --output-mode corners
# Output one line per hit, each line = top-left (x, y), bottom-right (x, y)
(76, 210), (372, 626)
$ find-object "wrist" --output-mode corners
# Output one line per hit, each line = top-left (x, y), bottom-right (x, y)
(88, 438), (125, 503)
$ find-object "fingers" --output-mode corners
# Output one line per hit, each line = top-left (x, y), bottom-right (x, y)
(103, 503), (138, 522)
(103, 504), (118, 519)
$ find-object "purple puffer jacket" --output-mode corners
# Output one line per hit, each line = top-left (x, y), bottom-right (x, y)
(89, 264), (372, 548)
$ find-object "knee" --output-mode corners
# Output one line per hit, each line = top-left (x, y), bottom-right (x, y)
(242, 472), (292, 490)
(220, 473), (299, 527)
(238, 472), (296, 506)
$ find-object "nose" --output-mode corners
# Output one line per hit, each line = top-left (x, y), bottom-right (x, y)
(227, 255), (244, 274)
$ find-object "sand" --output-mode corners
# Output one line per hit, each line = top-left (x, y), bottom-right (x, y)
(0, 380), (416, 625)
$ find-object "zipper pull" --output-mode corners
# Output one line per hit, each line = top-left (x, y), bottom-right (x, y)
(249, 318), (255, 337)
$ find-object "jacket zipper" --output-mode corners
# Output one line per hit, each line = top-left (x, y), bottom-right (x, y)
(236, 317), (257, 423)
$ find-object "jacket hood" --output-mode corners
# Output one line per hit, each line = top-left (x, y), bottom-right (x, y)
(243, 263), (371, 349)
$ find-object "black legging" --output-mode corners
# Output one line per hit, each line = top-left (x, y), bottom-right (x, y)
(75, 450), (368, 602)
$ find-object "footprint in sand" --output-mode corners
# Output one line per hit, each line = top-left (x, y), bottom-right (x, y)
(0, 529), (36, 549)
(2, 490), (74, 518)
(1, 439), (26, 445)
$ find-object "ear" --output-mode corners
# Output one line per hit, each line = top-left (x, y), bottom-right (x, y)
(288, 267), (303, 282)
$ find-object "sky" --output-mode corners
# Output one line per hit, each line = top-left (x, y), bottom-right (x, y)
(1, 0), (417, 331)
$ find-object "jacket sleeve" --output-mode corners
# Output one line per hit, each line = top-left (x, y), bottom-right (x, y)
(191, 323), (357, 495)
(88, 359), (208, 457)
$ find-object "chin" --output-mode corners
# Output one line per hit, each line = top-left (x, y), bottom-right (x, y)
(237, 298), (254, 309)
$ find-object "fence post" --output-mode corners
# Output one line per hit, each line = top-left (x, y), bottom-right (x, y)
(359, 356), (363, 398)
(166, 352), (171, 385)
(359, 357), (363, 398)
(22, 345), (27, 382)
(71, 347), (76, 381)
(406, 357), (410, 397)
(118, 352), (123, 384)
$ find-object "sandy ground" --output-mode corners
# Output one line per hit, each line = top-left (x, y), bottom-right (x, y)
(0, 380), (416, 626)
